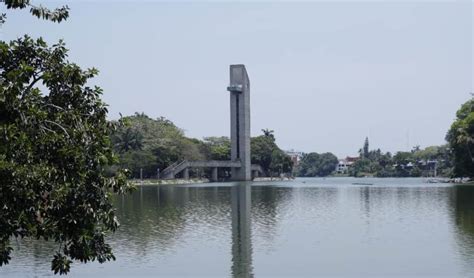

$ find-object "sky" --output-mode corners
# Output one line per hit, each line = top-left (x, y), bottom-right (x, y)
(1, 0), (472, 157)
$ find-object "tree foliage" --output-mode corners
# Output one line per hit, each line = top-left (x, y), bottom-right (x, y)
(297, 152), (338, 177)
(251, 136), (275, 173)
(110, 114), (206, 178)
(446, 98), (474, 178)
(362, 137), (369, 158)
(251, 130), (293, 176)
(348, 143), (452, 177)
(0, 36), (133, 274)
(1, 0), (69, 24)
(202, 136), (231, 161)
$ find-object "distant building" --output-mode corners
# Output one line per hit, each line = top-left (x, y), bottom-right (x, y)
(335, 160), (349, 174)
(284, 149), (303, 166)
(345, 156), (359, 164)
(335, 156), (360, 174)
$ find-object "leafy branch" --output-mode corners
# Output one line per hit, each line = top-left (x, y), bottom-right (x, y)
(1, 0), (69, 23)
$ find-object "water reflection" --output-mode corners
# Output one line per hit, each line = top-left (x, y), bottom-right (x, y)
(119, 183), (257, 277)
(113, 185), (189, 257)
(3, 178), (474, 277)
(451, 185), (474, 276)
(251, 186), (293, 250)
(231, 183), (253, 277)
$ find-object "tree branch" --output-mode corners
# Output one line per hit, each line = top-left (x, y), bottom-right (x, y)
(44, 120), (69, 138)
(23, 74), (43, 96)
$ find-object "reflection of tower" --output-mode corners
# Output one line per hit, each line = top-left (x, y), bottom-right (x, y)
(227, 65), (251, 181)
(231, 183), (253, 277)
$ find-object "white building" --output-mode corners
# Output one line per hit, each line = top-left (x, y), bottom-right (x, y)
(335, 160), (349, 174)
(335, 157), (359, 174)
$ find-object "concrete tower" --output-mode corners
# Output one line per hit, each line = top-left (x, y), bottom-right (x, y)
(227, 65), (251, 181)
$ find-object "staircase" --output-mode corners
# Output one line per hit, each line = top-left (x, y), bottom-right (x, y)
(160, 159), (263, 180)
(161, 160), (188, 179)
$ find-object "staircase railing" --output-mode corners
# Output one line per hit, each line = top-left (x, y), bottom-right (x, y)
(161, 161), (179, 176)
(173, 160), (188, 174)
(161, 160), (189, 178)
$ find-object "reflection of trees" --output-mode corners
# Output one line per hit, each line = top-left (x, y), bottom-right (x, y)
(1, 237), (57, 275)
(360, 186), (371, 220)
(450, 186), (474, 271)
(452, 187), (474, 239)
(112, 186), (188, 257)
(112, 185), (232, 259)
(251, 186), (289, 244)
(3, 184), (289, 276)
(359, 185), (452, 217)
(118, 184), (259, 277)
(357, 184), (474, 275)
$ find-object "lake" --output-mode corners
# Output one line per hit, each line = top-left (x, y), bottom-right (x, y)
(1, 177), (474, 277)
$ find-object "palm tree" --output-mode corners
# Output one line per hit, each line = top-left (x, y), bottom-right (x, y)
(114, 127), (143, 153)
(261, 128), (275, 139)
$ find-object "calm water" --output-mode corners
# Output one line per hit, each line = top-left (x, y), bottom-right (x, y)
(2, 178), (474, 277)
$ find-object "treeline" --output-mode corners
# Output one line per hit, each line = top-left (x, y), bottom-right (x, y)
(295, 152), (339, 177)
(350, 97), (473, 178)
(294, 97), (473, 178)
(109, 113), (293, 179)
(292, 144), (452, 178)
(111, 96), (473, 180)
(349, 143), (451, 177)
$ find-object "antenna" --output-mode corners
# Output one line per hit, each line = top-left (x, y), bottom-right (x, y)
(406, 129), (410, 151)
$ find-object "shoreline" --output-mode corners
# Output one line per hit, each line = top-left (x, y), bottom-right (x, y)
(130, 178), (210, 186)
(130, 176), (295, 186)
(129, 176), (473, 186)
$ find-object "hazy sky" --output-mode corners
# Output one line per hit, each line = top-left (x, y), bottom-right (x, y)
(1, 1), (472, 157)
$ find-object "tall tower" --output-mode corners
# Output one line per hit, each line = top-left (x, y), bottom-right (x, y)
(227, 65), (251, 181)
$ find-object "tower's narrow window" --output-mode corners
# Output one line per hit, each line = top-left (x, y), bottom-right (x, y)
(236, 94), (240, 159)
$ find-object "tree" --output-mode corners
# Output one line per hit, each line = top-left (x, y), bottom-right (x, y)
(362, 137), (369, 158)
(297, 152), (338, 177)
(261, 128), (275, 139)
(411, 145), (421, 153)
(270, 149), (293, 176)
(118, 150), (157, 179)
(202, 136), (231, 161)
(446, 97), (474, 177)
(349, 158), (372, 177)
(251, 130), (292, 176)
(110, 114), (206, 178)
(251, 135), (275, 173)
(0, 36), (134, 274)
(112, 126), (143, 153)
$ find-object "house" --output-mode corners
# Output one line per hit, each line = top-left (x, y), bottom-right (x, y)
(335, 156), (360, 174)
(335, 160), (349, 174)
